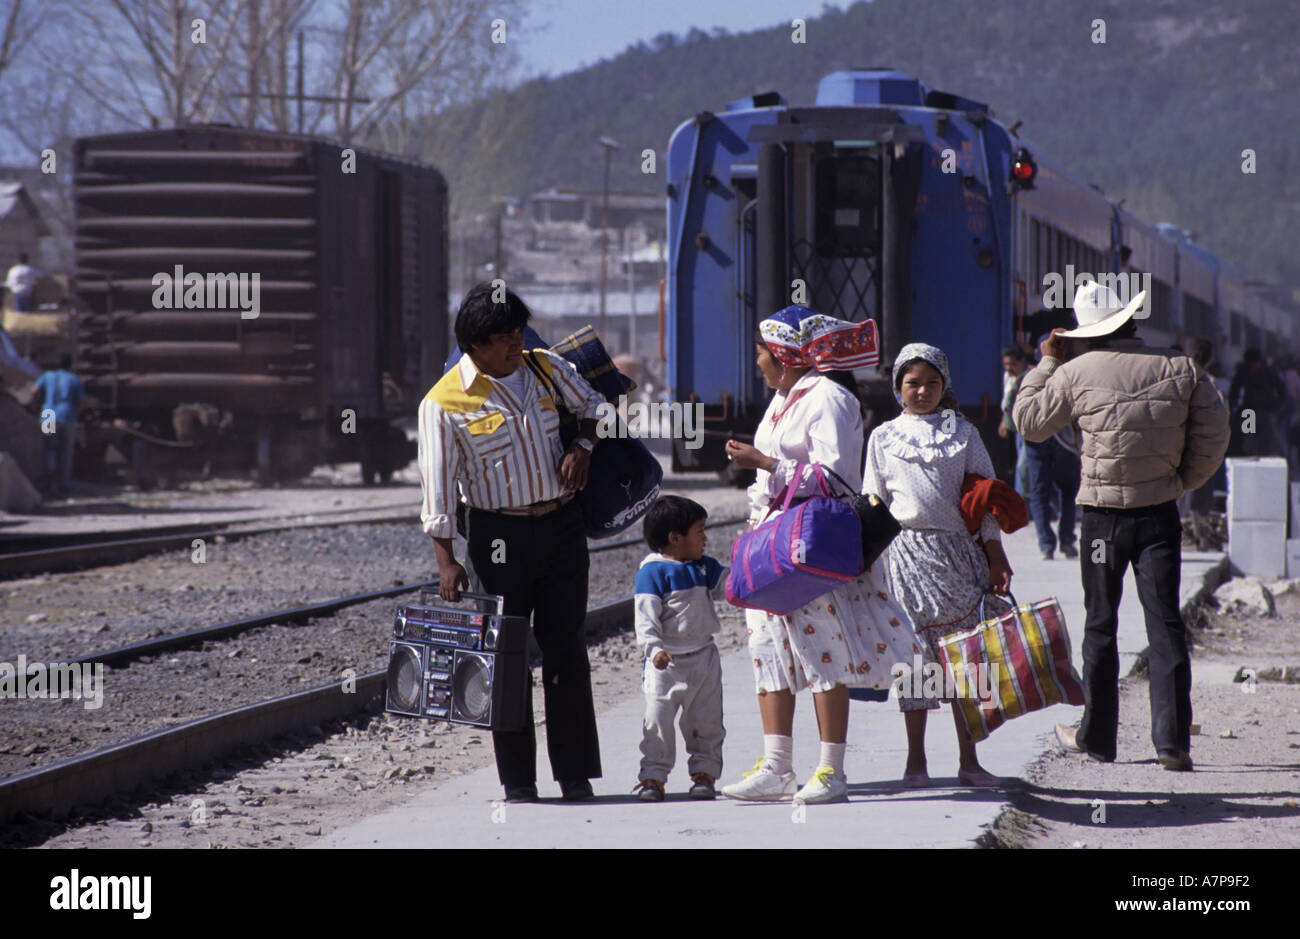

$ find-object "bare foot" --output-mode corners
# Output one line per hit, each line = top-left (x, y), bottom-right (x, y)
(957, 764), (1000, 788)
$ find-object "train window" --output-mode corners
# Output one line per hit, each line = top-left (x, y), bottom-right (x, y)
(1230, 311), (1243, 345)
(813, 151), (881, 258)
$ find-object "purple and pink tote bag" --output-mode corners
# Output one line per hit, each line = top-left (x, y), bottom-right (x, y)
(725, 463), (863, 614)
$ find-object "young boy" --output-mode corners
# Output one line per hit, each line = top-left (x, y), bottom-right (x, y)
(633, 495), (727, 801)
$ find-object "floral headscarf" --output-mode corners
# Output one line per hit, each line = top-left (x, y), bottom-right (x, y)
(891, 342), (951, 404)
(758, 305), (879, 372)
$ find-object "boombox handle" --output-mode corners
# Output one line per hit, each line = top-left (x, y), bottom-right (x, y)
(419, 589), (505, 616)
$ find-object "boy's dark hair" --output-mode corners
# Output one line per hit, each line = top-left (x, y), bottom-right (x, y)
(1001, 344), (1026, 361)
(57, 353), (72, 370)
(18, 252), (28, 264)
(454, 281), (532, 353)
(643, 495), (707, 551)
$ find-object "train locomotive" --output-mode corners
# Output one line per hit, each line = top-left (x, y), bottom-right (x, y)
(663, 68), (1295, 482)
(72, 125), (449, 485)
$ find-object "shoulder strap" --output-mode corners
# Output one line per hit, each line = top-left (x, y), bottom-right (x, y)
(521, 351), (569, 415)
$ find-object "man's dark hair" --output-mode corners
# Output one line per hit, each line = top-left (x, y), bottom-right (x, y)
(18, 252), (28, 264)
(1001, 344), (1027, 361)
(454, 281), (532, 353)
(57, 353), (72, 370)
(1086, 319), (1138, 350)
(643, 495), (707, 551)
(1191, 338), (1213, 369)
(1243, 347), (1263, 365)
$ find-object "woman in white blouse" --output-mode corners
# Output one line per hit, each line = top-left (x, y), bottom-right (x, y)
(720, 306), (916, 804)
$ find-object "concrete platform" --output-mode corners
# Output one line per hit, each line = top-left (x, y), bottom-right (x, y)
(324, 526), (1229, 849)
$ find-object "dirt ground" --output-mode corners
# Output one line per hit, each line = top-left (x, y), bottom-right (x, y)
(987, 585), (1300, 848)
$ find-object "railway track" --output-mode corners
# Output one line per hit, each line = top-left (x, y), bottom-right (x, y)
(0, 515), (747, 824)
(0, 503), (424, 577)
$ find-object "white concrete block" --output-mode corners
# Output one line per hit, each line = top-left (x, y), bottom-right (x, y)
(1226, 457), (1288, 521)
(1228, 519), (1286, 579)
(1287, 540), (1300, 580)
(1291, 483), (1300, 539)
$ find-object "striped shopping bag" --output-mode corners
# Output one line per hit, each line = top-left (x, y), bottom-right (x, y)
(936, 591), (1085, 743)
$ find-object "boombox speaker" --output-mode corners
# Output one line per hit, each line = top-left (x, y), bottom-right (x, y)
(386, 591), (529, 731)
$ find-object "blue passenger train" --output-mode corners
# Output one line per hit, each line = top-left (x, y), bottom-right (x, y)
(662, 68), (1295, 481)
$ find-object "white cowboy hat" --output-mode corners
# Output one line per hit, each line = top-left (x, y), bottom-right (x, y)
(1058, 281), (1147, 339)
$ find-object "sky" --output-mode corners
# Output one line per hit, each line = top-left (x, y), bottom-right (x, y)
(515, 0), (853, 78)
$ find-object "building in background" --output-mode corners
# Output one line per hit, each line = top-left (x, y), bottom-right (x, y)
(453, 186), (667, 383)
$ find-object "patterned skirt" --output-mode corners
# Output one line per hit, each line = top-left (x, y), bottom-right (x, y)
(886, 528), (990, 710)
(747, 563), (919, 695)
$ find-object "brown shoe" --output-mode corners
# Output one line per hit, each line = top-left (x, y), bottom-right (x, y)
(688, 773), (717, 800)
(634, 779), (665, 802)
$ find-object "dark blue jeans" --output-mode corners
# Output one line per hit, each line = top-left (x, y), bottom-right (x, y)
(1024, 437), (1079, 554)
(1077, 502), (1190, 759)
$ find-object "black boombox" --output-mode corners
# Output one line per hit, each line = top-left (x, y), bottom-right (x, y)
(385, 591), (530, 731)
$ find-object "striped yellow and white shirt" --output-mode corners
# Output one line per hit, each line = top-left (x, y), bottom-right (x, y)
(418, 349), (605, 538)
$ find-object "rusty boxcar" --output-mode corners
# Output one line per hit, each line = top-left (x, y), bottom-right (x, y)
(73, 125), (448, 484)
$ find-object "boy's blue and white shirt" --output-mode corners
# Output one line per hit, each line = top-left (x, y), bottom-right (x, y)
(633, 553), (728, 660)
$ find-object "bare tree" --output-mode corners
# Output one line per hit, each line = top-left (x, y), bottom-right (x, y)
(320, 0), (520, 150)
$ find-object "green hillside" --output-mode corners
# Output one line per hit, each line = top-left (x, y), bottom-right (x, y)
(418, 0), (1298, 298)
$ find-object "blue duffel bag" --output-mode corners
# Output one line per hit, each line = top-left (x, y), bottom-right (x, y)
(522, 334), (661, 540)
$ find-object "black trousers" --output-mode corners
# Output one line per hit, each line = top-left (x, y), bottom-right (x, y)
(1077, 501), (1191, 760)
(467, 501), (602, 787)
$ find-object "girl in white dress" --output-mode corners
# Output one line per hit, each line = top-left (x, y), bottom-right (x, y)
(721, 306), (917, 804)
(863, 343), (1013, 788)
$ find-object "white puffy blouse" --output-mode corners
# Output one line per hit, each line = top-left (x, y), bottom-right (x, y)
(746, 371), (864, 521)
(863, 411), (1001, 542)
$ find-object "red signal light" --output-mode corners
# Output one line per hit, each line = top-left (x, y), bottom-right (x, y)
(1011, 147), (1036, 190)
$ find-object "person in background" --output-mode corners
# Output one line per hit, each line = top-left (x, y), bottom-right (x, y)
(419, 282), (605, 804)
(5, 253), (39, 312)
(1186, 339), (1226, 550)
(1014, 282), (1229, 772)
(1279, 356), (1300, 477)
(1020, 338), (1081, 560)
(633, 496), (727, 802)
(31, 354), (83, 498)
(998, 345), (1032, 507)
(1228, 347), (1285, 457)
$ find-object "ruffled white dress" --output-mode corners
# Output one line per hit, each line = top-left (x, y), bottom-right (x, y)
(863, 411), (1001, 709)
(742, 372), (918, 694)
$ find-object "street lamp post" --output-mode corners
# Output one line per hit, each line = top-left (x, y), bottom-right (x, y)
(598, 137), (620, 343)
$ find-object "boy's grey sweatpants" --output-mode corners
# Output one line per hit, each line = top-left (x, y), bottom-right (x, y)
(638, 643), (724, 783)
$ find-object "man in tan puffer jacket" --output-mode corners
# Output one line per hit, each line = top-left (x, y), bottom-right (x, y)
(1014, 282), (1229, 772)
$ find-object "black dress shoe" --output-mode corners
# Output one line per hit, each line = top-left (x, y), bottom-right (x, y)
(1158, 750), (1194, 772)
(559, 779), (594, 801)
(504, 784), (538, 803)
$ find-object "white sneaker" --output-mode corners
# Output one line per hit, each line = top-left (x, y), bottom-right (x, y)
(793, 766), (849, 804)
(720, 758), (797, 802)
